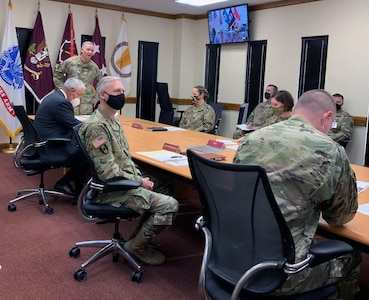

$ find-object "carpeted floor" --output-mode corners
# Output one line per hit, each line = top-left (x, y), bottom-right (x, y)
(0, 151), (368, 299)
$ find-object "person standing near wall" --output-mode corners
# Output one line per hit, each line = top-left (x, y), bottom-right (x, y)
(53, 41), (102, 115)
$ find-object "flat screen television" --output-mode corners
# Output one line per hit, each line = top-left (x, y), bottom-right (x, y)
(207, 4), (249, 45)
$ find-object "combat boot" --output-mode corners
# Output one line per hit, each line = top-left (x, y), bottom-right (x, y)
(124, 228), (165, 266)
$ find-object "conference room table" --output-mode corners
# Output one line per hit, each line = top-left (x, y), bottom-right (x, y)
(118, 115), (369, 253)
(28, 114), (369, 252)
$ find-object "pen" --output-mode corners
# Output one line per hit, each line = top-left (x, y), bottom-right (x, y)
(171, 156), (182, 158)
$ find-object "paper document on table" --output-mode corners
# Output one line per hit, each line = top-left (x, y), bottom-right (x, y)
(136, 150), (188, 166)
(236, 124), (254, 131)
(216, 139), (238, 150)
(75, 115), (90, 122)
(358, 203), (369, 215)
(163, 127), (185, 132)
(357, 181), (369, 194)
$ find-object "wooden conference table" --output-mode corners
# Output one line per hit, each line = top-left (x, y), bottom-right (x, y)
(119, 115), (369, 253)
(28, 114), (369, 252)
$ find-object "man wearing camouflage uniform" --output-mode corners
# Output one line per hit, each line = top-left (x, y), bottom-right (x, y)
(328, 93), (354, 146)
(54, 41), (102, 115)
(79, 76), (178, 266)
(233, 89), (361, 299)
(233, 84), (278, 139)
(179, 85), (215, 132)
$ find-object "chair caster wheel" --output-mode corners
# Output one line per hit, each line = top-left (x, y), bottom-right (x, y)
(69, 247), (80, 258)
(45, 207), (54, 215)
(8, 204), (16, 212)
(132, 271), (143, 283)
(74, 269), (87, 282)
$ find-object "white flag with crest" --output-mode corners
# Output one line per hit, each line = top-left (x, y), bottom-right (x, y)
(109, 17), (132, 96)
(0, 1), (26, 138)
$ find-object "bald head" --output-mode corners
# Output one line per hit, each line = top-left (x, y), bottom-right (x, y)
(293, 89), (336, 134)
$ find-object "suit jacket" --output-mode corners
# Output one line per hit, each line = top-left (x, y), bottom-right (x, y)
(34, 90), (81, 166)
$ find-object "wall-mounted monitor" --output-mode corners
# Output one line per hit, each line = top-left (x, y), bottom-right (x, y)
(207, 4), (249, 45)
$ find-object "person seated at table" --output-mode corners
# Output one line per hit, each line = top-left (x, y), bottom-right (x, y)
(34, 77), (89, 199)
(233, 89), (361, 299)
(78, 76), (178, 266)
(233, 90), (294, 143)
(327, 93), (354, 147)
(179, 85), (215, 132)
(233, 84), (278, 139)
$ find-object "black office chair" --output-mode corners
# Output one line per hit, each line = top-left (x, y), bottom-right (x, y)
(69, 124), (143, 283)
(187, 149), (353, 300)
(339, 138), (351, 148)
(237, 103), (249, 125)
(8, 105), (72, 215)
(208, 102), (224, 135)
(156, 82), (180, 125)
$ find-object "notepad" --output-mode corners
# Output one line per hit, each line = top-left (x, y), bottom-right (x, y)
(147, 127), (168, 132)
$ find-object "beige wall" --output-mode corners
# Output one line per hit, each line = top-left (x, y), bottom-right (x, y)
(0, 0), (368, 164)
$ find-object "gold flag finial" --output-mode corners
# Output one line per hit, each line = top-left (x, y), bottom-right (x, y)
(95, 8), (98, 17)
(38, 0), (40, 10)
(68, 4), (71, 12)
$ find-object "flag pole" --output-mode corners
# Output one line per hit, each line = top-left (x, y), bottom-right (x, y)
(2, 137), (15, 154)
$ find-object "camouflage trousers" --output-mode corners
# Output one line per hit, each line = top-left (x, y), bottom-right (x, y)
(273, 248), (362, 299)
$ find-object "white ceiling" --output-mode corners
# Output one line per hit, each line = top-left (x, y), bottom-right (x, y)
(83, 0), (273, 15)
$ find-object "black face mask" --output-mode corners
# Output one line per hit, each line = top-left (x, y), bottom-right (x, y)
(336, 103), (342, 111)
(105, 92), (125, 110)
(264, 92), (271, 100)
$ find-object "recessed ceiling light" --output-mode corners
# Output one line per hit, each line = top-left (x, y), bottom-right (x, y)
(175, 0), (229, 7)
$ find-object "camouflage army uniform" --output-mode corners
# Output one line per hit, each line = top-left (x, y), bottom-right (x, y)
(327, 109), (354, 143)
(179, 102), (215, 132)
(233, 101), (273, 139)
(233, 115), (361, 299)
(53, 56), (102, 115)
(78, 108), (178, 234)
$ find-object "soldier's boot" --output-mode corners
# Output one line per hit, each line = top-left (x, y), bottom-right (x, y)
(124, 227), (166, 266)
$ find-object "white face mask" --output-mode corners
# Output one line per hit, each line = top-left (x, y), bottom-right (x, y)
(70, 97), (80, 107)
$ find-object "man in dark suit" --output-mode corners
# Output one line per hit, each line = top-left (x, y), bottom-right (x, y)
(34, 77), (89, 198)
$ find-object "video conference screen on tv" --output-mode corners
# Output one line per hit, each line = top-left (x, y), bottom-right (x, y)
(207, 4), (249, 45)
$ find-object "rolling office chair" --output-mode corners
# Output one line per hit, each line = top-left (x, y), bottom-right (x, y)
(187, 149), (353, 300)
(156, 82), (181, 125)
(208, 102), (224, 135)
(69, 124), (143, 283)
(237, 103), (249, 125)
(8, 105), (72, 215)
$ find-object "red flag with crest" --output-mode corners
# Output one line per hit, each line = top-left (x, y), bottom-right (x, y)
(91, 13), (107, 76)
(24, 9), (54, 103)
(55, 10), (77, 70)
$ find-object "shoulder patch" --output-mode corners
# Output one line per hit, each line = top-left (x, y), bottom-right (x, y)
(92, 135), (106, 148)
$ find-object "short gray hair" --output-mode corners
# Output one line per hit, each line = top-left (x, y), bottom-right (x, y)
(63, 77), (86, 91)
(96, 76), (122, 94)
(81, 41), (93, 48)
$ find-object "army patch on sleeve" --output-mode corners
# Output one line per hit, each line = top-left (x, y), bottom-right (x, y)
(92, 136), (106, 148)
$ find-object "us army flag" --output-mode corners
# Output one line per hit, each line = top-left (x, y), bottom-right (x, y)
(24, 9), (54, 104)
(0, 1), (26, 138)
(91, 12), (107, 76)
(109, 17), (132, 96)
(55, 10), (77, 70)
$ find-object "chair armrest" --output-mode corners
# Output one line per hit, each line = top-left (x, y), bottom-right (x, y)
(103, 179), (141, 193)
(47, 137), (72, 143)
(308, 240), (353, 267)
